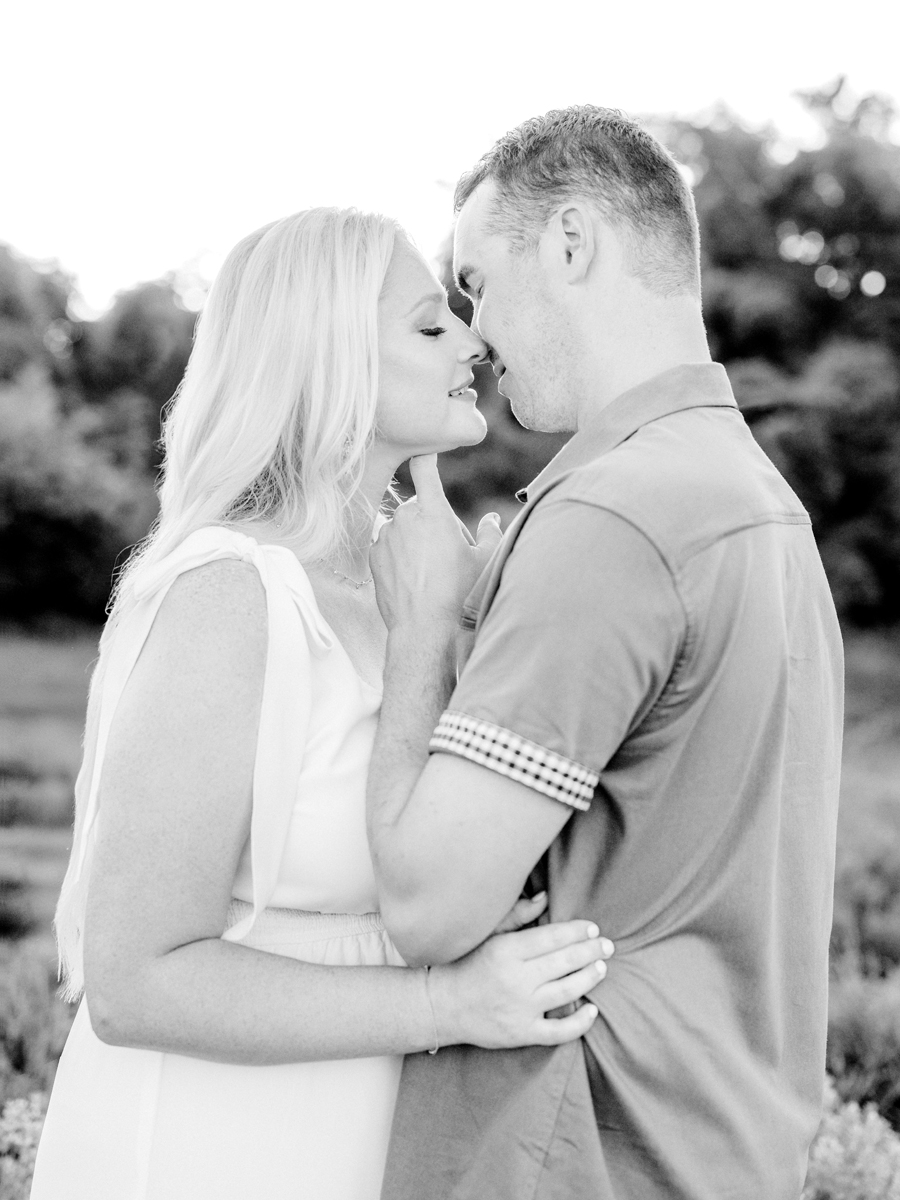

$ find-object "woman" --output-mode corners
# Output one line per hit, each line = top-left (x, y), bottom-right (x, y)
(30, 209), (611, 1200)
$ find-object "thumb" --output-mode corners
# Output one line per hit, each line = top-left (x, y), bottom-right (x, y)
(493, 892), (548, 934)
(475, 510), (503, 552)
(408, 454), (449, 510)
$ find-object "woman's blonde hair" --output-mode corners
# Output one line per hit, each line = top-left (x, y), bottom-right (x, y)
(55, 206), (401, 997)
(125, 205), (401, 598)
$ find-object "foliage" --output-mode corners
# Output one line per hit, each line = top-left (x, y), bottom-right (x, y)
(802, 1077), (900, 1199)
(0, 1092), (46, 1200)
(735, 340), (900, 624)
(831, 794), (900, 976)
(827, 971), (900, 1128)
(1, 80), (899, 622)
(0, 363), (158, 622)
(0, 942), (75, 1106)
(0, 245), (194, 622)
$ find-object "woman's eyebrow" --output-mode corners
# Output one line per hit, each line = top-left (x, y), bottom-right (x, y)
(404, 291), (446, 318)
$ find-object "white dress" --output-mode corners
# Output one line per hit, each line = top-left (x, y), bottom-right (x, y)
(30, 527), (405, 1200)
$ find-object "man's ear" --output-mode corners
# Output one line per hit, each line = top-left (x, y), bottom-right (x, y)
(556, 203), (596, 282)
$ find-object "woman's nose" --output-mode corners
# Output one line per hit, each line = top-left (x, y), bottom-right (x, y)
(462, 330), (489, 364)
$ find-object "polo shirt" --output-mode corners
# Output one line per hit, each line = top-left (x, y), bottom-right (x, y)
(381, 363), (843, 1200)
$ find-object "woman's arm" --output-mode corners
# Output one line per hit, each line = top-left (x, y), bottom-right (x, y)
(83, 559), (610, 1065)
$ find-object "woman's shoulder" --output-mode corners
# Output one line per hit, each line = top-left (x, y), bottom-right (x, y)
(123, 528), (269, 663)
(166, 554), (266, 611)
(133, 525), (293, 603)
(153, 555), (268, 670)
(121, 524), (331, 662)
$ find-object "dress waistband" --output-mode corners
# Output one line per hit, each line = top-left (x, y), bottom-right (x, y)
(225, 899), (386, 943)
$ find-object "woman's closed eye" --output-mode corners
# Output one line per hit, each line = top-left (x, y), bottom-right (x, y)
(421, 327), (447, 338)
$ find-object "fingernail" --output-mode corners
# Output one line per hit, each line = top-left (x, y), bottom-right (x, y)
(599, 938), (615, 957)
(595, 960), (607, 978)
(584, 1004), (598, 1018)
(586, 923), (600, 939)
(531, 891), (547, 903)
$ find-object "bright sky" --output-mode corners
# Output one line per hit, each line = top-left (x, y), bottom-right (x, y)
(3, 0), (898, 314)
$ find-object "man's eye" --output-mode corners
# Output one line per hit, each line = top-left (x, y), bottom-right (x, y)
(421, 327), (447, 337)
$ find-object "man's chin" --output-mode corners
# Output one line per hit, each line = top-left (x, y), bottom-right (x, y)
(510, 392), (574, 434)
(509, 394), (546, 432)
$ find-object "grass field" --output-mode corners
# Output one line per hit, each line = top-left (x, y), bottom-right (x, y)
(0, 631), (98, 948)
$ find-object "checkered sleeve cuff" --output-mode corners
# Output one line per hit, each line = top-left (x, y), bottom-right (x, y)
(429, 711), (598, 811)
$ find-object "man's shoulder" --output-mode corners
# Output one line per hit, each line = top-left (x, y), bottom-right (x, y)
(540, 407), (810, 568)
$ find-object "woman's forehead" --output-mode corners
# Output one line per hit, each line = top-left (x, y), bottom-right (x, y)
(381, 239), (442, 313)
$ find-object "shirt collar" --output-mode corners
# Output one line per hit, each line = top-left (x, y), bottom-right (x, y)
(517, 362), (738, 505)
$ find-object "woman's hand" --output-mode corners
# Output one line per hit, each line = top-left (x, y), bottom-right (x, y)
(371, 455), (502, 633)
(427, 899), (615, 1050)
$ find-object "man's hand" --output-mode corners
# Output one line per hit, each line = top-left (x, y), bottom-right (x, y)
(371, 455), (502, 632)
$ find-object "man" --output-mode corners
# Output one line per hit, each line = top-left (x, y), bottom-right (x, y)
(367, 106), (843, 1199)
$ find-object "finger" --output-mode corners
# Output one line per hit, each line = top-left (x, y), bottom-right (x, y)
(493, 892), (548, 935)
(508, 919), (603, 959)
(536, 960), (608, 1012)
(457, 517), (476, 547)
(533, 1003), (598, 1046)
(408, 454), (450, 509)
(475, 512), (503, 553)
(529, 937), (614, 984)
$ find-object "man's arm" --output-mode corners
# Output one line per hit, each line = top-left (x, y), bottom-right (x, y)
(367, 616), (572, 965)
(368, 459), (684, 966)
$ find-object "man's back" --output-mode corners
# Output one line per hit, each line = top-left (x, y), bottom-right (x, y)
(383, 365), (843, 1200)
(540, 402), (842, 1196)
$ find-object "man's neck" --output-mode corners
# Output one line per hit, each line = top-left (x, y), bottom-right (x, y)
(574, 295), (712, 429)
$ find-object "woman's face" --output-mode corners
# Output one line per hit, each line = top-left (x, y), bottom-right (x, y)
(375, 237), (488, 458)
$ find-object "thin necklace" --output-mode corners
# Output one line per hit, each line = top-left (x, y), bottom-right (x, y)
(331, 567), (374, 590)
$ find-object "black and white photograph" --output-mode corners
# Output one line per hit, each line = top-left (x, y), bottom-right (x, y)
(1, 2), (899, 1197)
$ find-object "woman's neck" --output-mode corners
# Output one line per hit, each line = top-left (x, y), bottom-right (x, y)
(331, 453), (397, 579)
(242, 449), (402, 582)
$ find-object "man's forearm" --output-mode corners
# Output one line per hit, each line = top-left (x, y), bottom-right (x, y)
(367, 621), (457, 873)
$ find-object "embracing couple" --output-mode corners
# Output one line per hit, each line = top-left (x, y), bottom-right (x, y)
(31, 105), (842, 1199)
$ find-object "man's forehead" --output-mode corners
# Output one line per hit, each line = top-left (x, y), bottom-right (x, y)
(453, 181), (498, 276)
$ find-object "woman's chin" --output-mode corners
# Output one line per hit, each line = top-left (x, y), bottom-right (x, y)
(400, 421), (487, 460)
(439, 413), (489, 453)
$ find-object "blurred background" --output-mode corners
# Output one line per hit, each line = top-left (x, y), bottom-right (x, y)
(2, 1), (900, 1193)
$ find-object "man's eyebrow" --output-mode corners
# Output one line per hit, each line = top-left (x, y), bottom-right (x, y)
(404, 290), (447, 319)
(455, 265), (476, 296)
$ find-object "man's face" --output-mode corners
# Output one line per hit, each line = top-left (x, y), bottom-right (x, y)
(453, 182), (578, 433)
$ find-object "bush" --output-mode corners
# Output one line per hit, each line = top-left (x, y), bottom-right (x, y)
(827, 971), (900, 1128)
(803, 1077), (900, 1199)
(0, 1092), (46, 1200)
(0, 942), (75, 1106)
(0, 366), (157, 621)
(739, 340), (900, 625)
(1, 1079), (897, 1200)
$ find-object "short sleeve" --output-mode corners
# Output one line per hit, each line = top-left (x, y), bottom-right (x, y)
(430, 497), (686, 810)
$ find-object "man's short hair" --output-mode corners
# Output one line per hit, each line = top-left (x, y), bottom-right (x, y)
(454, 105), (700, 297)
